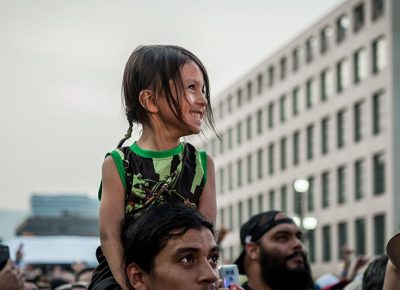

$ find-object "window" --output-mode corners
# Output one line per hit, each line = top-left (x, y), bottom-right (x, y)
(228, 163), (233, 191)
(247, 154), (253, 184)
(238, 201), (243, 229)
(293, 186), (302, 216)
(219, 208), (225, 227)
(306, 37), (317, 63)
(320, 68), (333, 101)
(280, 137), (287, 171)
(307, 229), (316, 263)
(280, 95), (286, 122)
(353, 3), (365, 32)
(321, 117), (329, 155)
(338, 222), (348, 259)
(355, 218), (366, 255)
(372, 0), (384, 21)
(354, 101), (363, 142)
(268, 143), (275, 175)
(219, 132), (224, 154)
(354, 159), (364, 200)
(337, 165), (346, 205)
(269, 190), (275, 210)
(293, 47), (301, 72)
(247, 81), (253, 100)
(322, 171), (330, 208)
(268, 66), (275, 87)
(374, 214), (385, 255)
(227, 127), (233, 150)
(246, 115), (252, 140)
(320, 26), (332, 54)
(372, 36), (387, 74)
(268, 102), (274, 129)
(219, 168), (225, 194)
(237, 122), (242, 145)
(372, 90), (383, 135)
(257, 148), (263, 180)
(373, 153), (385, 195)
(257, 73), (263, 94)
(337, 110), (345, 149)
(227, 95), (233, 113)
(228, 205), (233, 229)
(336, 58), (350, 93)
(237, 159), (243, 188)
(280, 57), (287, 80)
(336, 14), (349, 43)
(292, 87), (299, 116)
(354, 48), (367, 83)
(257, 193), (264, 213)
(305, 78), (314, 109)
(293, 131), (300, 166)
(306, 124), (314, 160)
(237, 88), (242, 107)
(280, 185), (287, 213)
(257, 109), (263, 134)
(247, 197), (253, 220)
(307, 176), (315, 212)
(322, 225), (332, 262)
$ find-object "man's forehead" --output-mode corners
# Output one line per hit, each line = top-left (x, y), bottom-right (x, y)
(265, 221), (301, 237)
(165, 228), (217, 252)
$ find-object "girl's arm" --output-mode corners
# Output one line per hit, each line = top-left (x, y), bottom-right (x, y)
(198, 154), (217, 224)
(99, 156), (128, 290)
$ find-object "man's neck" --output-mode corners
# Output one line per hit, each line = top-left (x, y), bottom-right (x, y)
(246, 279), (273, 290)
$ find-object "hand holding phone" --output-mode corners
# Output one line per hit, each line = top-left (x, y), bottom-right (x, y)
(0, 244), (10, 271)
(219, 264), (240, 288)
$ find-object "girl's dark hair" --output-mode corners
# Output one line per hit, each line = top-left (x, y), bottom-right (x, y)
(121, 202), (214, 287)
(117, 45), (217, 148)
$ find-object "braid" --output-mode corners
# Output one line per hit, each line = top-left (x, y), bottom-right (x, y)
(117, 122), (133, 148)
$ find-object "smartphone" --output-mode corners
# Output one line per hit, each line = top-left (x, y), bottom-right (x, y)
(0, 244), (10, 271)
(219, 264), (240, 288)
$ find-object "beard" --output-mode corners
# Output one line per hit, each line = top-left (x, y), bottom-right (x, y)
(258, 247), (313, 290)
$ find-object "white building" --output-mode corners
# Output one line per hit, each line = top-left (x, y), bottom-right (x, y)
(197, 0), (399, 276)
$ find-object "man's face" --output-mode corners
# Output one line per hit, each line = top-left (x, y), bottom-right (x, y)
(260, 213), (306, 269)
(256, 214), (312, 290)
(142, 227), (220, 290)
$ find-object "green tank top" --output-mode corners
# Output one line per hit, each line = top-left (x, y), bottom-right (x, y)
(99, 142), (207, 218)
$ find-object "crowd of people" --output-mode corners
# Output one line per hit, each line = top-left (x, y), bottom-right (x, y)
(1, 203), (400, 290)
(1, 44), (399, 290)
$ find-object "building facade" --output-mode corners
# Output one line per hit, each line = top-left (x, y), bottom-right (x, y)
(197, 0), (399, 276)
(16, 194), (100, 236)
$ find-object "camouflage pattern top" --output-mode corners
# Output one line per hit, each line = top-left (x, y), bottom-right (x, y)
(99, 142), (207, 218)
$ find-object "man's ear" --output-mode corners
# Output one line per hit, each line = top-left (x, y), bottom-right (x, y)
(139, 90), (158, 113)
(245, 242), (260, 260)
(126, 263), (148, 290)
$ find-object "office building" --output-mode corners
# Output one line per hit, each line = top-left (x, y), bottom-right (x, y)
(197, 0), (398, 276)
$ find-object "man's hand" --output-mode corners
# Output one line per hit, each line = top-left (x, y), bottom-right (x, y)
(0, 259), (24, 290)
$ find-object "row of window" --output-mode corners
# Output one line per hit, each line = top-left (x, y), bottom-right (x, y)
(213, 91), (384, 188)
(218, 152), (385, 229)
(211, 37), (387, 153)
(309, 213), (385, 263)
(216, 17), (387, 118)
(221, 210), (385, 264)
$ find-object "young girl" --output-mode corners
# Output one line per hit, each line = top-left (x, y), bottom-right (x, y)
(88, 45), (217, 290)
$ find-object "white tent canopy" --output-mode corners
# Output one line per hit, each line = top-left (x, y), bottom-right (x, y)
(4, 236), (100, 266)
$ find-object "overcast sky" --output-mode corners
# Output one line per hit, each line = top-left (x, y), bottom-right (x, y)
(0, 0), (344, 211)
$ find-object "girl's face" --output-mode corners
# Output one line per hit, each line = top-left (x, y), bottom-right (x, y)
(159, 60), (208, 136)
